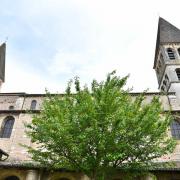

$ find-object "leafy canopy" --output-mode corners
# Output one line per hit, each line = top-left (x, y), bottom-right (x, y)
(26, 71), (176, 180)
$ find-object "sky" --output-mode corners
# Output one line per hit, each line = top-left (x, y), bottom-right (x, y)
(0, 0), (180, 93)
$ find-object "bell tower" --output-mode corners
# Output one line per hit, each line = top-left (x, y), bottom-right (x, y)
(154, 17), (180, 101)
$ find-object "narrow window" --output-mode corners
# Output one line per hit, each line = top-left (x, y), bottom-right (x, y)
(178, 48), (180, 56)
(161, 86), (165, 92)
(176, 68), (180, 80)
(163, 80), (167, 86)
(171, 119), (180, 139)
(167, 48), (175, 59)
(0, 116), (15, 138)
(165, 74), (169, 81)
(30, 100), (37, 110)
(9, 106), (14, 110)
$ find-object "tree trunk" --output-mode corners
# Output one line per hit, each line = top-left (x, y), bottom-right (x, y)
(90, 170), (97, 180)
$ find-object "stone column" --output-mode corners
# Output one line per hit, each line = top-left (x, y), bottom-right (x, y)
(26, 170), (39, 180)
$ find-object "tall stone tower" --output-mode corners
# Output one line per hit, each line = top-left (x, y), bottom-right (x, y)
(154, 17), (180, 101)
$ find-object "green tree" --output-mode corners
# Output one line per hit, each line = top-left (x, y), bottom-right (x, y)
(26, 71), (176, 180)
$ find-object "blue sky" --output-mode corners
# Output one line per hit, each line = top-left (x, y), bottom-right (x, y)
(1, 0), (180, 93)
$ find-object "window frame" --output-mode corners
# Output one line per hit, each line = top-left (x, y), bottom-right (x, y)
(171, 119), (180, 139)
(0, 116), (15, 138)
(167, 48), (176, 60)
(30, 100), (37, 110)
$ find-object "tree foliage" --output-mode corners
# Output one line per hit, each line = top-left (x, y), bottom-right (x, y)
(26, 71), (176, 180)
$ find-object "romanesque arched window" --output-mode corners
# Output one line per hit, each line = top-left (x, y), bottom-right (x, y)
(167, 48), (175, 59)
(171, 119), (180, 139)
(0, 116), (15, 138)
(30, 100), (37, 110)
(5, 176), (20, 180)
(176, 68), (180, 80)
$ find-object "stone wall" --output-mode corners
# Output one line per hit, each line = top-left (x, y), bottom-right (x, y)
(0, 93), (180, 162)
(0, 93), (179, 179)
(0, 113), (32, 161)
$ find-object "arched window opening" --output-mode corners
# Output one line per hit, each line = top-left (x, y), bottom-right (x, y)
(171, 119), (180, 139)
(167, 48), (175, 59)
(178, 48), (180, 56)
(165, 75), (169, 86)
(176, 68), (180, 80)
(30, 100), (37, 110)
(161, 86), (165, 92)
(165, 74), (169, 81)
(5, 176), (20, 180)
(0, 116), (15, 138)
(9, 106), (14, 110)
(163, 80), (167, 86)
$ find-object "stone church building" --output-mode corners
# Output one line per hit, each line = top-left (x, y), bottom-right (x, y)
(0, 17), (180, 180)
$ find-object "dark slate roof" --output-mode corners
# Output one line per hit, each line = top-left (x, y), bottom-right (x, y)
(154, 17), (180, 68)
(158, 17), (180, 43)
